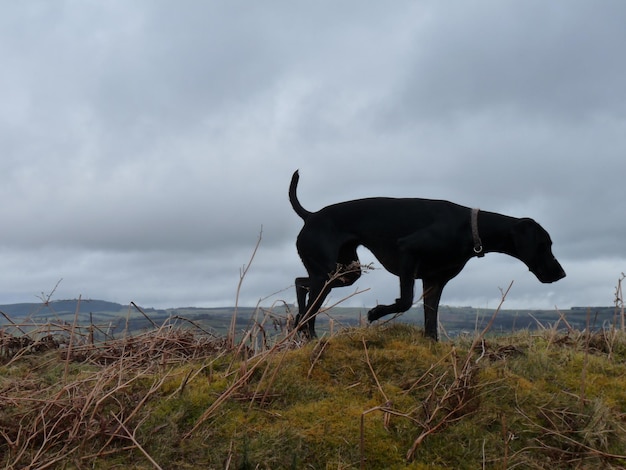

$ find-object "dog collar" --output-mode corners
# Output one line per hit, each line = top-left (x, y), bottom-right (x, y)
(471, 208), (484, 257)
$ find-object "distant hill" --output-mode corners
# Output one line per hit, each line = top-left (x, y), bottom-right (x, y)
(0, 299), (131, 318)
(0, 299), (620, 337)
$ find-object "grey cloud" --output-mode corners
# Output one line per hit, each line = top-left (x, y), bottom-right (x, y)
(390, 1), (626, 123)
(0, 1), (623, 311)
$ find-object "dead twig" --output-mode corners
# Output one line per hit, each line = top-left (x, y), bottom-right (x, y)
(229, 228), (263, 349)
(111, 413), (163, 470)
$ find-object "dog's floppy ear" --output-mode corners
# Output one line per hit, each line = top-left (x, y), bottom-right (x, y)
(510, 218), (540, 265)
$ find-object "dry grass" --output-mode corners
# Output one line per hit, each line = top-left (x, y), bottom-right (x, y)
(0, 313), (232, 469)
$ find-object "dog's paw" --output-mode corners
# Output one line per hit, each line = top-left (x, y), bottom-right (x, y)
(367, 306), (384, 323)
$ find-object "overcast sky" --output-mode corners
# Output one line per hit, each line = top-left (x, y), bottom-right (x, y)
(1, 1), (625, 318)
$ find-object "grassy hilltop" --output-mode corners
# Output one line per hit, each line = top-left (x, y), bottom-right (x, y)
(1, 304), (626, 469)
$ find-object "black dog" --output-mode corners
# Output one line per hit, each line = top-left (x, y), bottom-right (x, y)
(290, 170), (566, 340)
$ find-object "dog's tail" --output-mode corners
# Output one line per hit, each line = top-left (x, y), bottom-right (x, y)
(289, 170), (312, 220)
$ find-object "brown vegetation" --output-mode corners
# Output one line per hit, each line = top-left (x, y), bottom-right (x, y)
(2, 298), (626, 469)
(1, 272), (625, 468)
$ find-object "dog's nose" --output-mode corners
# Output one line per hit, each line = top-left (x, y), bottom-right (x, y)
(535, 259), (566, 283)
(548, 263), (566, 283)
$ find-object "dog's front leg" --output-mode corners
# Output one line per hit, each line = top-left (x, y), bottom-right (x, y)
(422, 279), (446, 341)
(367, 261), (416, 323)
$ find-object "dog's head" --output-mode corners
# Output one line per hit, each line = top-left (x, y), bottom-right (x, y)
(511, 218), (566, 283)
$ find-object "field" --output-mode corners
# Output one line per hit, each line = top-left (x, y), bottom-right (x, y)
(0, 297), (619, 339)
(1, 296), (626, 469)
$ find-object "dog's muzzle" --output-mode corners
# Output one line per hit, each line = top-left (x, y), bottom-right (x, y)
(534, 257), (566, 283)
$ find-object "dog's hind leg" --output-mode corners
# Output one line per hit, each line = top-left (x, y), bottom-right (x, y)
(296, 276), (332, 338)
(295, 244), (362, 339)
(294, 276), (310, 328)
